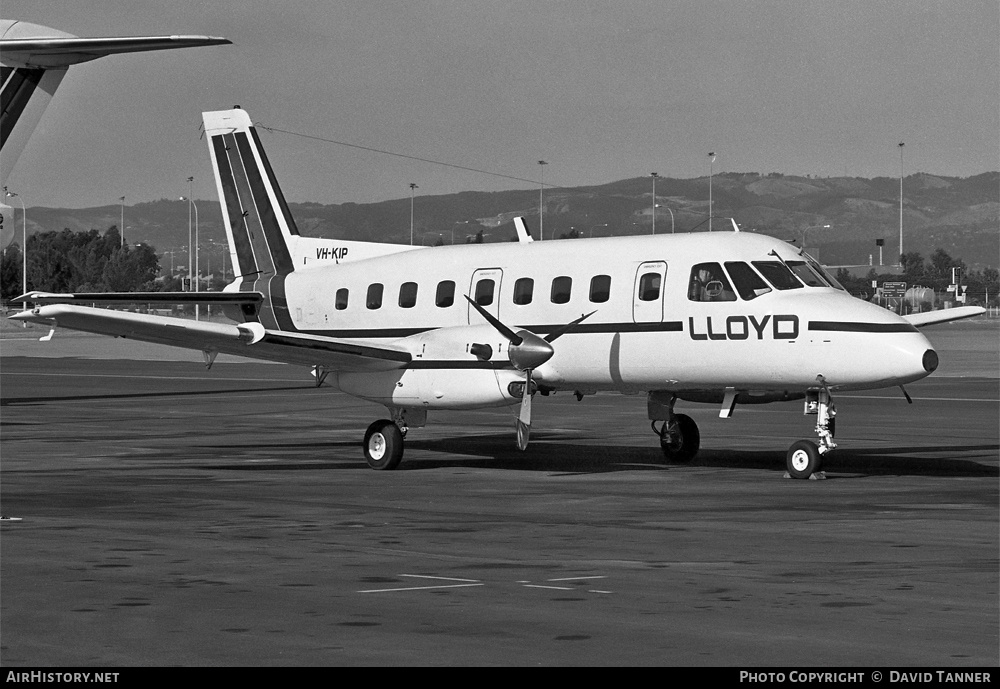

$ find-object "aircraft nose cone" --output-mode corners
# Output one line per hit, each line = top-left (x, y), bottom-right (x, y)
(922, 349), (939, 373)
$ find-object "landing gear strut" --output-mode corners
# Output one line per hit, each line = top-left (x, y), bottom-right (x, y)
(786, 379), (836, 479)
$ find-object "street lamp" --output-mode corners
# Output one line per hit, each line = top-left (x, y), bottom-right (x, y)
(650, 173), (658, 234)
(801, 224), (831, 253)
(708, 152), (716, 232)
(119, 196), (126, 247)
(4, 188), (26, 300)
(409, 183), (418, 246)
(538, 160), (548, 241)
(659, 204), (675, 234)
(898, 142), (904, 264)
(181, 190), (199, 320)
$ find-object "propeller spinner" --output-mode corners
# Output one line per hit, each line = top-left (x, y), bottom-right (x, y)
(465, 296), (594, 450)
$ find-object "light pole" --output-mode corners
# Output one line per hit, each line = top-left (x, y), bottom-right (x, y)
(181, 191), (199, 320)
(409, 183), (418, 246)
(538, 160), (547, 241)
(661, 205), (675, 234)
(898, 142), (904, 264)
(4, 188), (26, 300)
(708, 152), (716, 232)
(651, 172), (658, 234)
(801, 224), (831, 253)
(119, 196), (126, 247)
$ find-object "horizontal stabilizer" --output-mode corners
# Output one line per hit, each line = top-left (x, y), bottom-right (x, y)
(14, 291), (264, 306)
(1, 33), (232, 68)
(903, 306), (985, 328)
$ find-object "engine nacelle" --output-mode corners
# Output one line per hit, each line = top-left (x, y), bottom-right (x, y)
(334, 367), (523, 410)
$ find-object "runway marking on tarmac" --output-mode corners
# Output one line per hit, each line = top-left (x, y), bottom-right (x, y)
(358, 574), (613, 595)
(358, 574), (484, 594)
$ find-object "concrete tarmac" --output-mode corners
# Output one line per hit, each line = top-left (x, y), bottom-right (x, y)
(1, 321), (997, 666)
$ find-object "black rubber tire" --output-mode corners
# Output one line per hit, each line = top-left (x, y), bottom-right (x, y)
(363, 420), (404, 470)
(786, 440), (822, 479)
(660, 413), (700, 463)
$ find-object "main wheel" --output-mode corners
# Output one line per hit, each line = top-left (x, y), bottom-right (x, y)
(659, 414), (700, 463)
(363, 420), (404, 470)
(786, 440), (821, 479)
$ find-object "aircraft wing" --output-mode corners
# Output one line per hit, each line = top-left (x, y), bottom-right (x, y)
(903, 306), (986, 328)
(8, 305), (411, 371)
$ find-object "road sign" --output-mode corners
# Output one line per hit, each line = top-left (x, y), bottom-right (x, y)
(882, 281), (907, 298)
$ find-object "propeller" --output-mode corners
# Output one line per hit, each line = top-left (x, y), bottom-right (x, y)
(465, 296), (594, 450)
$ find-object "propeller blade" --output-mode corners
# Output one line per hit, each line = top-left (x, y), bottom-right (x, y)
(544, 310), (596, 343)
(464, 295), (522, 345)
(516, 369), (532, 451)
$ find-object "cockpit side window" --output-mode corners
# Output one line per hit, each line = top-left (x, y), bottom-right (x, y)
(688, 262), (737, 302)
(786, 261), (827, 287)
(807, 259), (846, 290)
(752, 261), (803, 290)
(724, 261), (772, 300)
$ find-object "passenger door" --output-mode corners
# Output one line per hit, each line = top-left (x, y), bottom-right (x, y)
(633, 261), (667, 323)
(468, 268), (503, 324)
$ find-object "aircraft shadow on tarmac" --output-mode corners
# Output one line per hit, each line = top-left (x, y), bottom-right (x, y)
(195, 432), (999, 478)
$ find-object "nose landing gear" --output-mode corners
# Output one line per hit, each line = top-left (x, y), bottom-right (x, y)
(786, 378), (836, 479)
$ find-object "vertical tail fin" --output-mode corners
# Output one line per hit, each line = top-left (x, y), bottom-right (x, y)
(203, 108), (299, 330)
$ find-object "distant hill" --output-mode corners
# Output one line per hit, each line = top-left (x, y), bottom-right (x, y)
(15, 171), (999, 271)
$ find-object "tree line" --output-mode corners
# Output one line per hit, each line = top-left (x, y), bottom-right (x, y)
(835, 248), (999, 307)
(1, 226), (160, 301)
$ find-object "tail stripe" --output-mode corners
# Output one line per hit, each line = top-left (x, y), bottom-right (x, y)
(250, 126), (300, 237)
(0, 67), (44, 148)
(233, 130), (295, 274)
(210, 133), (259, 283)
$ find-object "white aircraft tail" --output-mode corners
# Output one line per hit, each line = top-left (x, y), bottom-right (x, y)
(202, 108), (413, 330)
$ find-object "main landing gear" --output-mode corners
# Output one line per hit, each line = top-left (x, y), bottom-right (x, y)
(363, 419), (405, 470)
(649, 393), (701, 463)
(786, 379), (836, 479)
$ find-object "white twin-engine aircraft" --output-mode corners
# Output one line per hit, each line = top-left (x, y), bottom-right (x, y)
(11, 108), (985, 478)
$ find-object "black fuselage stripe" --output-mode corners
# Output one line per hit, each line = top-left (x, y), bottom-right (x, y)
(290, 321), (686, 339)
(1, 67), (45, 148)
(808, 321), (918, 333)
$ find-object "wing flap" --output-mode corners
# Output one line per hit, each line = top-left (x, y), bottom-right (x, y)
(8, 305), (410, 371)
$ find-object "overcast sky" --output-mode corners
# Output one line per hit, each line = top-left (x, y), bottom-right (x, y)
(4, 0), (998, 209)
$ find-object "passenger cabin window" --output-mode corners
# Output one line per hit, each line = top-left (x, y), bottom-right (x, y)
(688, 263), (736, 302)
(335, 288), (349, 311)
(590, 275), (611, 303)
(398, 281), (418, 308)
(551, 276), (572, 304)
(637, 272), (661, 302)
(724, 261), (771, 300)
(475, 279), (495, 306)
(513, 278), (534, 305)
(752, 261), (803, 290)
(436, 280), (455, 308)
(366, 283), (384, 309)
